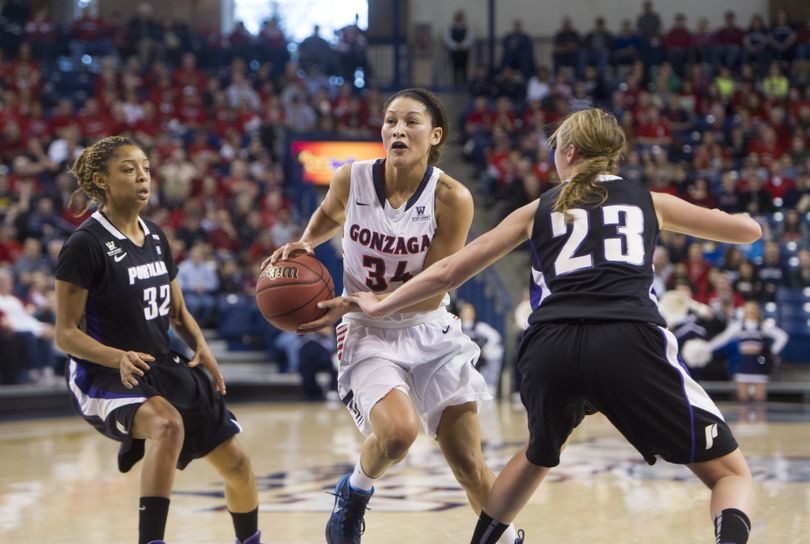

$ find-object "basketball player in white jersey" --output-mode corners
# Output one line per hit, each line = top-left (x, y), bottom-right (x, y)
(267, 88), (521, 544)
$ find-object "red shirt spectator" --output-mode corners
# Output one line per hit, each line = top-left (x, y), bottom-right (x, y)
(684, 243), (711, 297)
(72, 11), (107, 41)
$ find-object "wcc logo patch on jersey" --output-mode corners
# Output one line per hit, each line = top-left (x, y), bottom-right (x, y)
(411, 205), (431, 223)
(105, 240), (127, 262)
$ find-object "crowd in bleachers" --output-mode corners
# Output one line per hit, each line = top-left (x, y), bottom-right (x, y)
(460, 3), (810, 373)
(0, 1), (808, 387)
(0, 2), (374, 384)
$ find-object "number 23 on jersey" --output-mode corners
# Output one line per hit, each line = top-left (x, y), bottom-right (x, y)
(551, 205), (645, 276)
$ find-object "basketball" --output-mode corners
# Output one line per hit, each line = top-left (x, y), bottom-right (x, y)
(255, 254), (335, 332)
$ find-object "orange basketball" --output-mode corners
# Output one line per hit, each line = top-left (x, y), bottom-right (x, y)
(255, 254), (335, 332)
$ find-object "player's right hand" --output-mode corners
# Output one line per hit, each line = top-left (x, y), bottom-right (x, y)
(116, 351), (155, 389)
(264, 241), (314, 268)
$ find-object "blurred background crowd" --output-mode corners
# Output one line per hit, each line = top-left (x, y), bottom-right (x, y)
(0, 0), (807, 401)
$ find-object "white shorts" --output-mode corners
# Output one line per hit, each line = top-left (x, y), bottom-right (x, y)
(336, 308), (490, 437)
(734, 373), (769, 384)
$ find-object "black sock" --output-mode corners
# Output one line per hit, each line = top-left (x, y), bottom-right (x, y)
(139, 496), (170, 544)
(230, 507), (259, 542)
(471, 510), (509, 544)
(714, 508), (751, 544)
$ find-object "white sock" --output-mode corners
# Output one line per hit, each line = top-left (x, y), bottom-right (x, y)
(348, 460), (376, 491)
(497, 525), (519, 544)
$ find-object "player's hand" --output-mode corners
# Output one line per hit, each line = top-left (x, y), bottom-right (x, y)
(116, 351), (154, 389)
(297, 296), (352, 332)
(263, 241), (314, 269)
(188, 345), (226, 395)
(348, 291), (389, 319)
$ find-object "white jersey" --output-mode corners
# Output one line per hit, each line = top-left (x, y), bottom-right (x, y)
(342, 158), (442, 303)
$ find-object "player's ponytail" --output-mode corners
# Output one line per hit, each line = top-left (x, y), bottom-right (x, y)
(67, 136), (139, 215)
(548, 109), (625, 214)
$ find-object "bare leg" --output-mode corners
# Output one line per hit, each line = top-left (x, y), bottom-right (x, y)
(436, 402), (494, 514)
(752, 383), (767, 403)
(131, 396), (184, 497)
(359, 389), (419, 477)
(478, 444), (550, 524)
(688, 449), (756, 519)
(205, 437), (258, 513)
(735, 382), (750, 403)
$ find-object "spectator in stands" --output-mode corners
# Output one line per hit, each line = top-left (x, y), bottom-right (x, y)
(176, 243), (219, 327)
(796, 19), (810, 61)
(768, 8), (796, 66)
(636, 0), (663, 69)
(298, 326), (337, 401)
(551, 17), (580, 77)
(0, 267), (55, 384)
(299, 25), (334, 75)
(758, 241), (789, 301)
(662, 13), (692, 76)
(613, 19), (641, 71)
(501, 20), (535, 79)
(125, 2), (164, 66)
(336, 14), (370, 85)
(706, 300), (788, 403)
(0, 309), (27, 384)
(789, 249), (810, 287)
(713, 10), (745, 70)
(13, 237), (52, 289)
(743, 14), (770, 74)
(444, 9), (474, 87)
(582, 17), (612, 76)
(258, 16), (289, 78)
(734, 260), (763, 301)
(459, 301), (504, 395)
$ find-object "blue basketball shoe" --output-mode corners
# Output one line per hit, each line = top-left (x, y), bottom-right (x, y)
(325, 474), (373, 544)
(236, 530), (262, 544)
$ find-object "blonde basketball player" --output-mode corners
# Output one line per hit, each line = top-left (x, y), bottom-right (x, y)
(266, 88), (521, 544)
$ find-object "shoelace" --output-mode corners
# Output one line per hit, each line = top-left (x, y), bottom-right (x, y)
(326, 489), (370, 537)
(515, 529), (525, 544)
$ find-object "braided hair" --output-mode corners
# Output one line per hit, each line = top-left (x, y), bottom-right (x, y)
(67, 136), (139, 214)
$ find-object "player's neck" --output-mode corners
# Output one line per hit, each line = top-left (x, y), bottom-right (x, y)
(383, 158), (429, 195)
(101, 207), (143, 240)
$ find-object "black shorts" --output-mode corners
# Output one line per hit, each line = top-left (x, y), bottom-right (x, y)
(66, 352), (241, 473)
(517, 321), (738, 467)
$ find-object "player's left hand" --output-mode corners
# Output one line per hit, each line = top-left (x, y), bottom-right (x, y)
(189, 346), (226, 395)
(348, 291), (388, 319)
(296, 296), (352, 333)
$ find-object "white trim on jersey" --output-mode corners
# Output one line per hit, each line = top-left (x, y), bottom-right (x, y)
(67, 359), (147, 421)
(657, 327), (725, 421)
(91, 211), (151, 239)
(532, 267), (551, 307)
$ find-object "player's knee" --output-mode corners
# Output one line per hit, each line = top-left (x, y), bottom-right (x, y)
(446, 450), (487, 488)
(220, 449), (254, 484)
(380, 425), (418, 461)
(151, 413), (184, 447)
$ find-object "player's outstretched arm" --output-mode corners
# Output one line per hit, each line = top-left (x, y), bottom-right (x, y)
(266, 163), (352, 266)
(652, 192), (762, 244)
(168, 279), (226, 395)
(55, 279), (155, 388)
(352, 200), (538, 319)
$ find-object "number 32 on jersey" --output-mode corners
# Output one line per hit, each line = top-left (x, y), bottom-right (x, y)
(551, 205), (645, 276)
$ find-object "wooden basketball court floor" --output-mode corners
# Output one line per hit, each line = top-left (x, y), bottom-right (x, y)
(1, 400), (808, 543)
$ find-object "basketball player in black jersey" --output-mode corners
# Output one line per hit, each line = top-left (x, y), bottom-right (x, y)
(54, 137), (262, 544)
(352, 109), (760, 544)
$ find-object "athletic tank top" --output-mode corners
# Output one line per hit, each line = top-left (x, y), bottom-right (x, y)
(342, 159), (444, 316)
(527, 175), (666, 326)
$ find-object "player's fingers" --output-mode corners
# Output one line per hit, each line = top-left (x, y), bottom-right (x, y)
(296, 318), (326, 333)
(187, 355), (200, 368)
(212, 369), (226, 395)
(136, 352), (155, 362)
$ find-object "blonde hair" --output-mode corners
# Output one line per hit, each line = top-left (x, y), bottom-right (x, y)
(67, 136), (140, 214)
(547, 109), (625, 213)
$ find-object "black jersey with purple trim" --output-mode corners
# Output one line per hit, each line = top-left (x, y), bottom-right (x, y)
(526, 176), (666, 326)
(55, 211), (178, 365)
